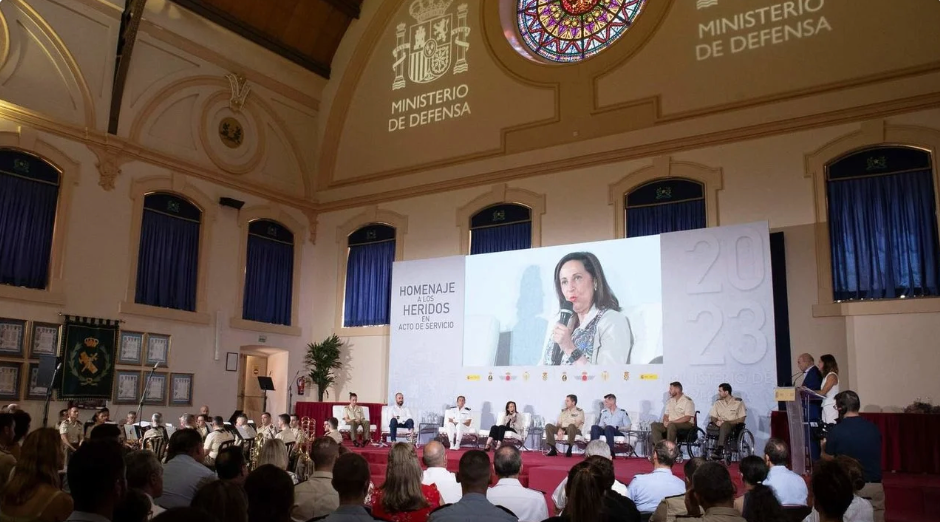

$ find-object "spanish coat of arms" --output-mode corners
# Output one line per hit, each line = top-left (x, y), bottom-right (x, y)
(393, 0), (470, 90)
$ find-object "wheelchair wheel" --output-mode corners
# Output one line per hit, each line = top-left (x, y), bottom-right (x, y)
(685, 427), (708, 459)
(736, 429), (756, 460)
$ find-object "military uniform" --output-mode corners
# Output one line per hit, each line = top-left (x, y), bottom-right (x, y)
(545, 407), (584, 447)
(706, 397), (746, 451)
(428, 492), (518, 522)
(651, 394), (696, 444)
(344, 405), (370, 444)
(59, 419), (83, 447)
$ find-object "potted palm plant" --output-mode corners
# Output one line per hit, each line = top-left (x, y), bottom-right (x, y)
(304, 334), (344, 402)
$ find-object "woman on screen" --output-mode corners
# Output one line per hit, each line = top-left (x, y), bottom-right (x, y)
(541, 252), (633, 366)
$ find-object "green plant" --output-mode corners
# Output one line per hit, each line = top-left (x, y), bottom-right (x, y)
(304, 334), (344, 402)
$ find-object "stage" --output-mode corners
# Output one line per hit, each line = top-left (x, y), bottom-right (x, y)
(345, 445), (939, 520)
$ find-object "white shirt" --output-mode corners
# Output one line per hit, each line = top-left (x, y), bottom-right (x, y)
(765, 465), (809, 506)
(552, 477), (628, 510)
(540, 305), (634, 365)
(803, 495), (873, 522)
(422, 467), (463, 504)
(486, 478), (548, 522)
(445, 407), (471, 426)
(627, 467), (686, 513)
(389, 405), (413, 422)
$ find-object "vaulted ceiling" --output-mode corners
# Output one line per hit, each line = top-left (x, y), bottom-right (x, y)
(168, 0), (363, 78)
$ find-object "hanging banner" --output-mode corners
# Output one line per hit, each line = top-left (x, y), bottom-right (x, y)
(60, 316), (118, 400)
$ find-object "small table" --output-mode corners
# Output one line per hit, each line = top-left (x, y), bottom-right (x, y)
(523, 427), (544, 452)
(624, 430), (651, 457)
(416, 422), (441, 447)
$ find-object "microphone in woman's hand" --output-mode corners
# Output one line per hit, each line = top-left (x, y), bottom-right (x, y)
(551, 301), (576, 364)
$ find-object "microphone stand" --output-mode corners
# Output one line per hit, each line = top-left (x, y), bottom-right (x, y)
(288, 370), (301, 415)
(41, 362), (63, 428)
(136, 363), (159, 432)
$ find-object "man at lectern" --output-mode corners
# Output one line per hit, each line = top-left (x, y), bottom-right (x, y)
(795, 353), (823, 459)
(444, 396), (472, 451)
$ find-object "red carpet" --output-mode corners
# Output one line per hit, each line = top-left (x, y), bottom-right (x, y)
(347, 445), (940, 520)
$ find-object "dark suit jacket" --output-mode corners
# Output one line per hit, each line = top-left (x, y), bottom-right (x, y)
(803, 366), (823, 420)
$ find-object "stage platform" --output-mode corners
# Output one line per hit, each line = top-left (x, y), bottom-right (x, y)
(345, 445), (940, 520)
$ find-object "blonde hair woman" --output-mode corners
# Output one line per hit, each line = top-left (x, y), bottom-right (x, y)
(0, 428), (74, 522)
(256, 438), (298, 485)
(370, 443), (441, 522)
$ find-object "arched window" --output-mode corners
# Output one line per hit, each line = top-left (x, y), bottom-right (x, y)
(516, 0), (647, 63)
(243, 219), (294, 325)
(135, 192), (201, 311)
(625, 178), (706, 237)
(826, 146), (939, 301)
(470, 204), (532, 255)
(0, 149), (59, 290)
(344, 224), (396, 327)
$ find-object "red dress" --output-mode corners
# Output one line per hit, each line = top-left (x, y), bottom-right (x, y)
(370, 483), (442, 522)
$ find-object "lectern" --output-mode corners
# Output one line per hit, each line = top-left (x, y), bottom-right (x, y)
(775, 386), (825, 475)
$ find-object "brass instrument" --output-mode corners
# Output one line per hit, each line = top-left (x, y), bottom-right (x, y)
(293, 417), (316, 481)
(249, 429), (265, 470)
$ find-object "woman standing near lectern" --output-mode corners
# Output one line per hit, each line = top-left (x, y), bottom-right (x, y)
(816, 354), (841, 424)
(541, 252), (633, 366)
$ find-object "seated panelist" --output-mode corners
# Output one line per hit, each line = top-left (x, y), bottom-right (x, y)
(706, 382), (745, 460)
(590, 393), (631, 458)
(545, 394), (584, 458)
(444, 396), (472, 451)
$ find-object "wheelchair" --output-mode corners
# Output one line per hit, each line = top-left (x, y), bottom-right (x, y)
(671, 411), (708, 462)
(701, 417), (756, 463)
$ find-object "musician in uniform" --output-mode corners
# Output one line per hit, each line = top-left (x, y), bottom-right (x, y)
(59, 407), (83, 457)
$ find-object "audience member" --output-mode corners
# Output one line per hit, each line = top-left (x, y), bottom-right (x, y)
(190, 480), (249, 522)
(125, 450), (165, 518)
(487, 446), (548, 521)
(420, 441), (462, 504)
(257, 438), (298, 484)
(324, 418), (343, 445)
(427, 450), (517, 521)
(245, 464), (294, 522)
(89, 423), (123, 444)
(822, 390), (883, 522)
(214, 446), (249, 485)
(543, 457), (639, 522)
(156, 429), (216, 509)
(371, 442), (441, 522)
(0, 428), (73, 522)
(0, 413), (17, 489)
(803, 456), (873, 522)
(810, 460), (854, 522)
(10, 409), (30, 458)
(203, 416), (234, 466)
(762, 438), (807, 506)
(626, 440), (686, 514)
(689, 462), (746, 521)
(321, 452), (385, 521)
(739, 469), (786, 522)
(552, 440), (628, 510)
(293, 437), (341, 521)
(113, 488), (152, 522)
(66, 439), (127, 522)
(651, 456), (706, 522)
(733, 455), (767, 513)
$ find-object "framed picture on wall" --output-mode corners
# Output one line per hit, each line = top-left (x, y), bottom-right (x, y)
(169, 373), (193, 406)
(145, 334), (169, 368)
(118, 331), (144, 365)
(26, 362), (48, 400)
(0, 319), (25, 356)
(0, 362), (21, 401)
(142, 372), (167, 405)
(29, 322), (60, 359)
(225, 352), (238, 372)
(114, 370), (141, 404)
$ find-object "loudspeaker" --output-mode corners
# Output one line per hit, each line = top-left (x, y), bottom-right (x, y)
(219, 197), (245, 210)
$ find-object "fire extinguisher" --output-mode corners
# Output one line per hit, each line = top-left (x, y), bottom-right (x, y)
(296, 376), (306, 396)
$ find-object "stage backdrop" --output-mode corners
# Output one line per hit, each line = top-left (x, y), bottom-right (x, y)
(388, 222), (776, 446)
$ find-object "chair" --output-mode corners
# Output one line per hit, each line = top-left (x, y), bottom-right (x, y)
(543, 413), (595, 455)
(332, 405), (377, 443)
(674, 411), (707, 461)
(782, 505), (812, 522)
(702, 417), (755, 463)
(380, 406), (421, 446)
(144, 436), (167, 462)
(438, 410), (481, 449)
(598, 429), (635, 458)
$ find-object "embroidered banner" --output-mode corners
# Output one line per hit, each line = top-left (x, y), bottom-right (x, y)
(60, 316), (118, 400)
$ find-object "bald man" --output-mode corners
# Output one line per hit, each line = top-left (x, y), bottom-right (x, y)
(795, 353), (823, 460)
(421, 441), (462, 504)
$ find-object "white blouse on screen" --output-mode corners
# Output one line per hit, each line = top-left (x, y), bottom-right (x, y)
(540, 305), (633, 365)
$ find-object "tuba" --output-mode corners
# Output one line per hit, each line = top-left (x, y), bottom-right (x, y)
(292, 417), (315, 481)
(249, 429), (265, 470)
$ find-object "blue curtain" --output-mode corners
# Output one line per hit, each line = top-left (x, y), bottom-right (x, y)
(135, 210), (200, 311)
(0, 173), (58, 289)
(626, 199), (706, 238)
(827, 169), (940, 300)
(344, 240), (395, 327)
(470, 222), (531, 255)
(243, 235), (293, 325)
